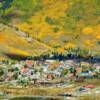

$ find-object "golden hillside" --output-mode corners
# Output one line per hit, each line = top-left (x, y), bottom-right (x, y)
(0, 24), (53, 59)
(0, 0), (100, 59)
(16, 0), (100, 55)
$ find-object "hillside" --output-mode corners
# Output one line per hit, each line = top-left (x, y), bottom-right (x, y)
(0, 24), (53, 60)
(0, 0), (100, 59)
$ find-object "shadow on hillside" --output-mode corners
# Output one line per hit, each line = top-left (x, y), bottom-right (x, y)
(4, 53), (100, 63)
(4, 53), (29, 60)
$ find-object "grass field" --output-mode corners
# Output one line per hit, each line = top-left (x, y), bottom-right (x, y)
(0, 79), (99, 99)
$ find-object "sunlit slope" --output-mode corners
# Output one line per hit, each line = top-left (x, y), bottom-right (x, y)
(17, 0), (100, 55)
(0, 24), (52, 58)
(0, 0), (100, 58)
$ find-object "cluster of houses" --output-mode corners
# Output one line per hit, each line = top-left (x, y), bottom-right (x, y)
(0, 59), (100, 86)
(42, 60), (100, 80)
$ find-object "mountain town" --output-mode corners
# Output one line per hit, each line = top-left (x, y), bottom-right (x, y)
(0, 0), (100, 100)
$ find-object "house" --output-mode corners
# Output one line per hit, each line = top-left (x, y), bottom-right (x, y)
(47, 74), (54, 80)
(45, 60), (55, 63)
(26, 60), (33, 68)
(78, 71), (94, 78)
